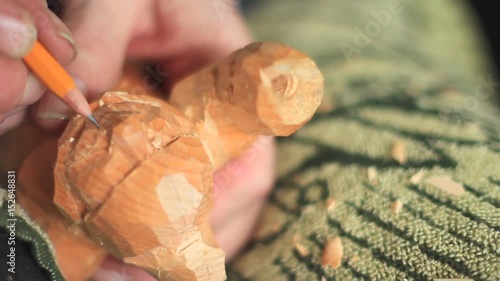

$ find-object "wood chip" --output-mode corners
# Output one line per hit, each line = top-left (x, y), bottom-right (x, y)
(326, 198), (336, 212)
(292, 235), (309, 257)
(391, 140), (406, 164)
(349, 255), (360, 264)
(98, 99), (105, 107)
(271, 223), (281, 233)
(367, 167), (377, 182)
(425, 175), (465, 196)
(391, 200), (403, 214)
(410, 169), (425, 184)
(151, 136), (163, 149)
(321, 237), (343, 269)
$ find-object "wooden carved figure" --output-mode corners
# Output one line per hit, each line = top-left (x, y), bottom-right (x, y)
(34, 42), (322, 280)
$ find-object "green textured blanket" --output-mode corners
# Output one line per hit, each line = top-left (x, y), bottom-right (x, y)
(1, 0), (500, 280)
(228, 1), (500, 280)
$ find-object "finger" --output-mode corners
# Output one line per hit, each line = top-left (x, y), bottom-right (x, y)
(0, 0), (36, 58)
(91, 256), (156, 281)
(17, 0), (77, 65)
(61, 0), (152, 94)
(214, 196), (266, 260)
(0, 109), (26, 135)
(29, 77), (83, 130)
(18, 73), (46, 107)
(210, 136), (275, 259)
(127, 0), (251, 83)
(32, 0), (152, 129)
(0, 55), (29, 113)
(0, 54), (47, 128)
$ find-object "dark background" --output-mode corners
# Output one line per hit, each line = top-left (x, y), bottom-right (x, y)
(467, 1), (500, 97)
(468, 0), (500, 76)
(1, 1), (499, 281)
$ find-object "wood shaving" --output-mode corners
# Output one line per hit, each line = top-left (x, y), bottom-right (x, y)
(425, 175), (465, 196)
(391, 200), (403, 214)
(151, 136), (163, 149)
(98, 99), (105, 107)
(410, 169), (425, 184)
(271, 223), (281, 233)
(391, 140), (406, 164)
(292, 235), (309, 257)
(326, 198), (336, 212)
(349, 255), (360, 264)
(321, 237), (343, 269)
(368, 167), (377, 182)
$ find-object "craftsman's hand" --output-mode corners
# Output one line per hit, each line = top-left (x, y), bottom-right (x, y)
(31, 0), (251, 129)
(23, 1), (274, 280)
(0, 0), (77, 135)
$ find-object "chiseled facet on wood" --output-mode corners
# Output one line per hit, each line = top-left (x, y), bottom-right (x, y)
(52, 42), (324, 280)
(170, 42), (324, 169)
(54, 93), (225, 281)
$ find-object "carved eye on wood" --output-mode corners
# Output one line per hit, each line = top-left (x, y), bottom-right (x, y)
(49, 42), (323, 281)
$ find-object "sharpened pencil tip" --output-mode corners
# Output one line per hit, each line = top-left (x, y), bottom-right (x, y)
(88, 114), (100, 128)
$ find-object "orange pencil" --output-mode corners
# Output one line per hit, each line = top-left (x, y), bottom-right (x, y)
(22, 40), (99, 127)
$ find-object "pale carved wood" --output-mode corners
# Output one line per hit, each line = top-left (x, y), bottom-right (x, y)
(14, 42), (323, 280)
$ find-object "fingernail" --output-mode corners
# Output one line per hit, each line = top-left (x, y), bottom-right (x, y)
(20, 74), (46, 106)
(46, 10), (78, 61)
(53, 9), (78, 61)
(0, 14), (37, 58)
(36, 94), (72, 120)
(59, 31), (78, 60)
(37, 111), (70, 120)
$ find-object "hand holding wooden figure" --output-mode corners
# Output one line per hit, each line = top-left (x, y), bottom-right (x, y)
(51, 42), (323, 280)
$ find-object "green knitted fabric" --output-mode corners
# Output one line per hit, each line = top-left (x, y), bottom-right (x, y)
(1, 0), (499, 280)
(0, 190), (65, 280)
(228, 0), (500, 280)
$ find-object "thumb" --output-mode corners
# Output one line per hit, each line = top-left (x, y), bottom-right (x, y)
(32, 0), (152, 129)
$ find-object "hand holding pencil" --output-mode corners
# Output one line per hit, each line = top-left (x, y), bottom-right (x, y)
(0, 1), (274, 281)
(0, 0), (78, 134)
(22, 40), (99, 127)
